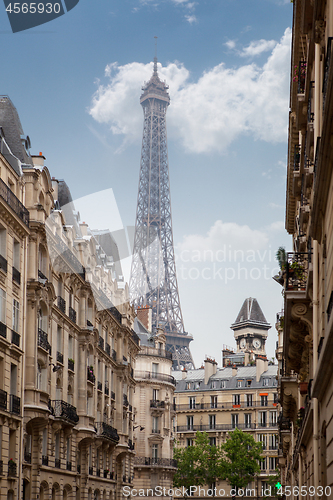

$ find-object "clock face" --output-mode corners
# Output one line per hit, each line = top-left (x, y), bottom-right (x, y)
(253, 338), (261, 349)
(240, 339), (246, 349)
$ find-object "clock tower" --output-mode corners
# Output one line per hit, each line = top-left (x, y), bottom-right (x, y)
(231, 297), (271, 356)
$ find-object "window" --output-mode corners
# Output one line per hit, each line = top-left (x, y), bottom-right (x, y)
(13, 240), (20, 270)
(269, 434), (278, 450)
(246, 380), (252, 387)
(193, 381), (200, 389)
(244, 414), (252, 428)
(209, 414), (216, 429)
(260, 457), (267, 471)
(211, 396), (217, 408)
(187, 416), (193, 430)
(258, 434), (267, 450)
(187, 438), (193, 447)
(269, 411), (277, 426)
(152, 416), (159, 433)
(0, 226), (6, 259)
(0, 288), (6, 324)
(185, 382), (191, 390)
(237, 379), (243, 388)
(152, 444), (158, 460)
(259, 412), (267, 427)
(231, 414), (238, 429)
(246, 394), (253, 407)
(263, 379), (269, 386)
(211, 380), (218, 389)
(269, 457), (277, 470)
(220, 380), (225, 389)
(189, 396), (196, 409)
(261, 395), (268, 407)
(152, 363), (158, 377)
(210, 437), (216, 446)
(12, 300), (19, 332)
(274, 393), (278, 404)
(233, 394), (240, 406)
(55, 433), (60, 460)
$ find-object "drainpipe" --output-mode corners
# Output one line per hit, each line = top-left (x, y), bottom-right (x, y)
(313, 240), (319, 491)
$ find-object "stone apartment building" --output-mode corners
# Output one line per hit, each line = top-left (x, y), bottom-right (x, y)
(276, 0), (333, 495)
(131, 306), (177, 497)
(174, 298), (279, 498)
(0, 96), (140, 500)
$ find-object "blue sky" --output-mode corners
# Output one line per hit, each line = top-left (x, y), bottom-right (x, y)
(1, 0), (293, 366)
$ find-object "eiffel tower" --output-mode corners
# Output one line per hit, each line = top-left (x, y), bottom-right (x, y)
(130, 57), (194, 369)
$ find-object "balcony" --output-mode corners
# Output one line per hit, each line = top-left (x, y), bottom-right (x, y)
(51, 400), (79, 425)
(66, 461), (72, 471)
(97, 381), (102, 392)
(55, 458), (61, 468)
(24, 452), (31, 464)
(56, 351), (63, 364)
(133, 457), (177, 468)
(11, 330), (20, 347)
(95, 421), (119, 443)
(0, 177), (29, 226)
(7, 460), (17, 477)
(296, 60), (306, 94)
(139, 346), (173, 360)
(152, 429), (160, 434)
(123, 394), (129, 407)
(104, 383), (109, 396)
(109, 306), (122, 323)
(42, 455), (48, 466)
(323, 37), (333, 111)
(111, 391), (115, 400)
(98, 336), (104, 350)
(87, 366), (96, 384)
(69, 306), (76, 323)
(9, 394), (20, 415)
(285, 252), (310, 291)
(150, 400), (165, 409)
(57, 296), (66, 314)
(12, 266), (20, 285)
(0, 255), (7, 273)
(177, 423), (258, 432)
(105, 343), (110, 356)
(0, 322), (6, 339)
(112, 349), (117, 362)
(38, 328), (51, 354)
(89, 466), (93, 475)
(0, 389), (7, 410)
(134, 370), (176, 386)
(175, 400), (276, 411)
(68, 359), (75, 371)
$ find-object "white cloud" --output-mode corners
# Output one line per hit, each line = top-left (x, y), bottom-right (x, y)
(239, 39), (277, 57)
(225, 39), (237, 50)
(177, 220), (269, 260)
(89, 28), (291, 153)
(185, 14), (197, 24)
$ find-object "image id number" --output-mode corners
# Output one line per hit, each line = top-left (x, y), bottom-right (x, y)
(278, 485), (332, 496)
(6, 3), (61, 14)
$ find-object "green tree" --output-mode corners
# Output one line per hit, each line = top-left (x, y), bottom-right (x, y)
(173, 432), (223, 493)
(221, 428), (262, 493)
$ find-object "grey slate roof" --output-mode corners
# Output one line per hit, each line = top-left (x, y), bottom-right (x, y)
(231, 297), (271, 330)
(174, 364), (278, 392)
(0, 96), (33, 174)
(133, 317), (155, 346)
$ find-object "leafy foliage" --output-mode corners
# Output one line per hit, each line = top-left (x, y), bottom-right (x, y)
(221, 428), (262, 490)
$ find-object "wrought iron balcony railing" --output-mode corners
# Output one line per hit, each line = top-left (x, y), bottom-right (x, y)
(87, 367), (95, 383)
(57, 296), (66, 314)
(0, 254), (7, 273)
(98, 336), (104, 350)
(111, 391), (115, 400)
(109, 306), (122, 323)
(285, 252), (310, 291)
(150, 400), (165, 408)
(9, 394), (20, 415)
(24, 452), (31, 463)
(0, 255), (7, 273)
(139, 346), (173, 360)
(42, 455), (48, 466)
(0, 388), (7, 410)
(8, 460), (17, 477)
(97, 381), (102, 391)
(95, 421), (119, 442)
(12, 266), (20, 285)
(56, 351), (63, 364)
(55, 458), (61, 468)
(0, 178), (29, 226)
(294, 144), (301, 172)
(68, 359), (75, 371)
(0, 321), (6, 339)
(112, 349), (117, 362)
(323, 37), (333, 111)
(69, 306), (76, 323)
(134, 370), (176, 386)
(176, 422), (273, 432)
(51, 400), (79, 424)
(133, 457), (177, 468)
(105, 343), (110, 356)
(123, 394), (129, 407)
(11, 330), (20, 347)
(38, 328), (51, 354)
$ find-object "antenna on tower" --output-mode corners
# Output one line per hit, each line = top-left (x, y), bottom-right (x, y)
(154, 36), (158, 74)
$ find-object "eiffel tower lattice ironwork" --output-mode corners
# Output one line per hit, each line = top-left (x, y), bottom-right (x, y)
(130, 58), (194, 369)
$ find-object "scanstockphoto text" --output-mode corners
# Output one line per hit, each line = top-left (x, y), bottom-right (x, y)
(123, 485), (274, 497)
(175, 245), (280, 283)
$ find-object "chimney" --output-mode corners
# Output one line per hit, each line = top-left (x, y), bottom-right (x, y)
(31, 153), (45, 169)
(256, 356), (268, 382)
(136, 305), (152, 332)
(232, 365), (237, 377)
(80, 222), (88, 237)
(204, 357), (217, 385)
(182, 368), (187, 379)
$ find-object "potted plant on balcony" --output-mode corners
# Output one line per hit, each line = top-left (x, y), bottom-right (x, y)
(104, 468), (109, 478)
(273, 247), (287, 286)
(290, 261), (305, 280)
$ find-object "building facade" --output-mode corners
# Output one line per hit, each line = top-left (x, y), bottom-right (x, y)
(277, 0), (333, 495)
(132, 308), (177, 497)
(0, 96), (140, 500)
(174, 298), (278, 498)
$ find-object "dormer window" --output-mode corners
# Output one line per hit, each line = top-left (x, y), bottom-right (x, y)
(263, 379), (269, 386)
